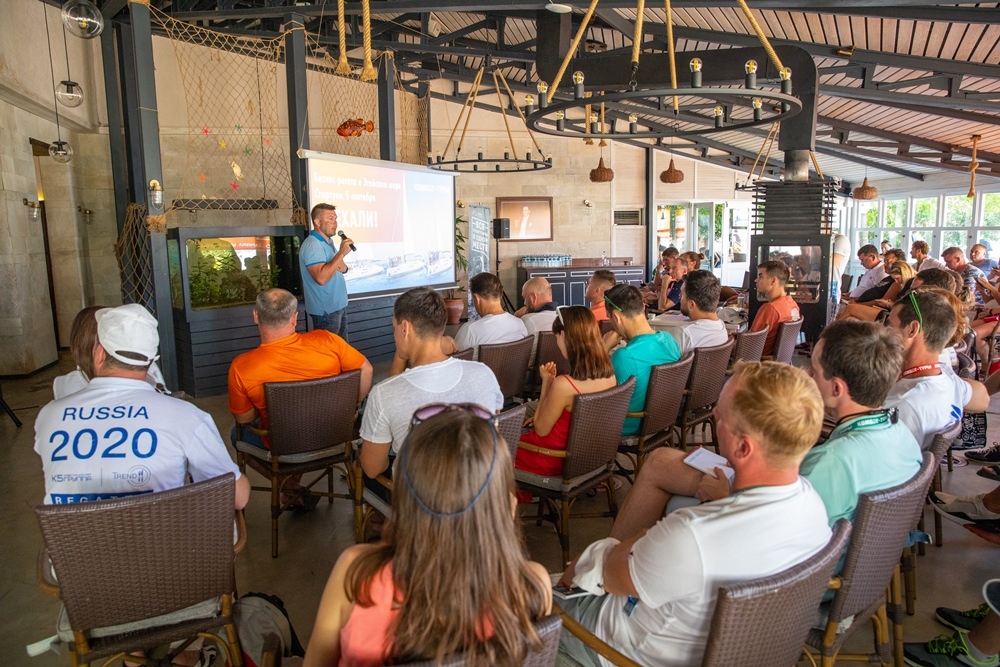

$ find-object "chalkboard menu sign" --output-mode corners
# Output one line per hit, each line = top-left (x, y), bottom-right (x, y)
(466, 205), (492, 321)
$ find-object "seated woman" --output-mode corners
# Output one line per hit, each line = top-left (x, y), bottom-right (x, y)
(515, 306), (617, 490)
(53, 305), (169, 399)
(837, 262), (915, 322)
(303, 406), (552, 667)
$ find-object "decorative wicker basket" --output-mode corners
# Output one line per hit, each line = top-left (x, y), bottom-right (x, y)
(659, 158), (685, 184)
(590, 157), (615, 183)
(853, 177), (878, 200)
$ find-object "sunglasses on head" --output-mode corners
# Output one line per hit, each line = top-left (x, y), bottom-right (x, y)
(556, 304), (571, 327)
(604, 295), (623, 313)
(400, 403), (498, 519)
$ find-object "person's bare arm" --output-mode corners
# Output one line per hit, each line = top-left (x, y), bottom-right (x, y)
(233, 407), (257, 424)
(965, 378), (991, 411)
(306, 241), (352, 285)
(357, 360), (374, 404)
(302, 544), (375, 667)
(603, 532), (644, 597)
(359, 440), (392, 478)
(234, 474), (251, 510)
(532, 371), (571, 437)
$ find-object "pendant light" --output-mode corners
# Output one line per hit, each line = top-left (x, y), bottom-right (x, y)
(44, 5), (73, 163)
(61, 0), (104, 39)
(56, 28), (84, 108)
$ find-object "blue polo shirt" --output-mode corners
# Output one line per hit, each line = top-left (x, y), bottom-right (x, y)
(612, 331), (681, 436)
(299, 231), (348, 315)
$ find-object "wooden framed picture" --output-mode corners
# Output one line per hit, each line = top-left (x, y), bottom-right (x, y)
(496, 197), (553, 241)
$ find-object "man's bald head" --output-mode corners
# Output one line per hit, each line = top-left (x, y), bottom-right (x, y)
(522, 277), (553, 312)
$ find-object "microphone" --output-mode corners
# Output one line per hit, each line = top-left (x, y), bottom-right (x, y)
(337, 230), (357, 252)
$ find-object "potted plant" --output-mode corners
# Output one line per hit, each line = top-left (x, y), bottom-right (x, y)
(444, 215), (469, 325)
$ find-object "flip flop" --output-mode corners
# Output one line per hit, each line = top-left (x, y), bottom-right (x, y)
(977, 465), (1000, 483)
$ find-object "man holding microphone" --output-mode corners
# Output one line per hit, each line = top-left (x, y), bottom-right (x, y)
(300, 203), (354, 341)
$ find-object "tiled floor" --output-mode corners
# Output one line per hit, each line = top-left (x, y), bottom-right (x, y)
(1, 352), (998, 665)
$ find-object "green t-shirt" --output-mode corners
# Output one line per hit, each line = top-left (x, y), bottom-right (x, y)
(611, 331), (681, 436)
(799, 412), (922, 526)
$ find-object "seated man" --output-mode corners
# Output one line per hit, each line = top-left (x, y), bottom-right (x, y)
(911, 240), (945, 273)
(750, 259), (800, 357)
(228, 288), (373, 507)
(603, 284), (681, 437)
(455, 272), (528, 359)
(672, 269), (728, 355)
(884, 288), (989, 450)
(942, 246), (986, 303)
(515, 276), (559, 366)
(656, 256), (689, 312)
(970, 243), (997, 274)
(848, 244), (888, 300)
(558, 362), (831, 667)
(585, 269), (617, 321)
(35, 304), (250, 509)
(359, 287), (503, 485)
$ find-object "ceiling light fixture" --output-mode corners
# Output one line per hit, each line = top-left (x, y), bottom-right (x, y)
(43, 5), (72, 163)
(545, 2), (573, 13)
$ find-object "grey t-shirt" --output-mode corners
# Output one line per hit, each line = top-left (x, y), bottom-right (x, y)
(359, 357), (503, 453)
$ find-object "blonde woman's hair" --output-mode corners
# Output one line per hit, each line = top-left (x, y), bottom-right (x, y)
(889, 261), (915, 283)
(346, 410), (549, 666)
(679, 251), (704, 271)
(727, 361), (824, 468)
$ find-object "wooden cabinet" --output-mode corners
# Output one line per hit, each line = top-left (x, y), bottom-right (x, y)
(516, 265), (646, 308)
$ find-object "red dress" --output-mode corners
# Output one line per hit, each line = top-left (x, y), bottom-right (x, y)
(515, 377), (582, 478)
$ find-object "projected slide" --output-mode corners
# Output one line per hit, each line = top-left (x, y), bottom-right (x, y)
(304, 151), (457, 297)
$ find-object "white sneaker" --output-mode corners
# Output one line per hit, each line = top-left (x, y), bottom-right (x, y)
(931, 492), (1000, 524)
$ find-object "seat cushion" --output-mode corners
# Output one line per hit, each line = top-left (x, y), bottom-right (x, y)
(514, 465), (608, 492)
(235, 440), (346, 464)
(56, 597), (221, 643)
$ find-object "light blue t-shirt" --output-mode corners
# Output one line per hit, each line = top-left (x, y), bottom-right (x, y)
(299, 231), (348, 315)
(799, 411), (921, 526)
(612, 331), (681, 436)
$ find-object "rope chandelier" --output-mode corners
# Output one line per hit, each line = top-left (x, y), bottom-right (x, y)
(428, 64), (553, 173)
(523, 0), (802, 142)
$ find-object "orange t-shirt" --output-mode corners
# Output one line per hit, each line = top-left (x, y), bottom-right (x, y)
(228, 330), (367, 439)
(590, 301), (608, 321)
(750, 295), (800, 356)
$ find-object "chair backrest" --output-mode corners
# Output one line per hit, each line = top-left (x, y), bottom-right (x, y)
(638, 354), (694, 438)
(841, 275), (854, 295)
(264, 370), (362, 456)
(701, 519), (853, 667)
(450, 347), (475, 361)
(400, 614), (562, 666)
(535, 331), (571, 377)
(35, 474), (236, 633)
(827, 452), (937, 624)
(564, 377), (637, 479)
(772, 319), (803, 364)
(480, 336), (535, 399)
(599, 319), (616, 336)
(685, 338), (737, 414)
(732, 327), (768, 364)
(927, 422), (963, 463)
(496, 403), (528, 460)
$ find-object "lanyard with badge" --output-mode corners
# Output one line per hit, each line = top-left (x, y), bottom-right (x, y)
(832, 408), (898, 437)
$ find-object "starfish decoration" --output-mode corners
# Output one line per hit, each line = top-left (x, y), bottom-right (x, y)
(230, 180), (240, 191)
(235, 124), (243, 132)
(263, 137), (272, 146)
(198, 173), (206, 183)
(243, 147), (252, 157)
(218, 139), (227, 149)
(201, 127), (211, 135)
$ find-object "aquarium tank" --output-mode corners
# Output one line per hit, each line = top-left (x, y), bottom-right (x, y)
(170, 229), (303, 310)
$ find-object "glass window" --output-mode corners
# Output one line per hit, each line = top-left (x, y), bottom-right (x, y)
(977, 230), (1000, 261)
(857, 230), (879, 251)
(884, 200), (907, 228)
(983, 193), (1000, 227)
(729, 207), (750, 263)
(656, 204), (687, 252)
(758, 245), (822, 304)
(944, 195), (973, 227)
(912, 197), (938, 228)
(942, 230), (968, 252)
(880, 231), (906, 250)
(857, 201), (879, 229)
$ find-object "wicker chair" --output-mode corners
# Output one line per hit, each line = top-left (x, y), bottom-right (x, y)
(617, 354), (694, 482)
(599, 319), (616, 336)
(767, 319), (803, 364)
(497, 403), (529, 460)
(234, 370), (362, 557)
(804, 452), (937, 667)
(731, 327), (768, 365)
(450, 347), (475, 361)
(35, 474), (244, 667)
(677, 338), (736, 450)
(480, 335), (535, 401)
(531, 332), (572, 397)
(515, 378), (636, 565)
(555, 520), (852, 667)
(401, 615), (562, 666)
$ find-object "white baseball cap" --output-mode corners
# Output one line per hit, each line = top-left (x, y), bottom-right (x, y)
(96, 304), (160, 366)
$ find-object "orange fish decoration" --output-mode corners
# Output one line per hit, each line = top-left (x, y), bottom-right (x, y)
(337, 118), (375, 139)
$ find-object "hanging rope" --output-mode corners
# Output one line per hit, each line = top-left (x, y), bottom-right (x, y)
(759, 122), (779, 181)
(493, 70), (519, 160)
(548, 0), (601, 96)
(496, 71), (546, 156)
(599, 102), (607, 147)
(440, 67), (484, 158)
(631, 0), (645, 77)
(359, 0), (377, 81)
(747, 122), (779, 183)
(664, 0), (678, 113)
(969, 134), (982, 198)
(809, 150), (824, 179)
(335, 0), (350, 75)
(584, 92), (594, 145)
(735, 0), (784, 74)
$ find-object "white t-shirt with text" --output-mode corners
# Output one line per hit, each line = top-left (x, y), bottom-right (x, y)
(455, 312), (529, 360)
(884, 372), (972, 450)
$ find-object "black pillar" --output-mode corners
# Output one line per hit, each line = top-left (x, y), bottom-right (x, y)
(646, 147), (656, 264)
(378, 53), (397, 161)
(100, 25), (128, 235)
(122, 2), (177, 389)
(284, 13), (309, 207)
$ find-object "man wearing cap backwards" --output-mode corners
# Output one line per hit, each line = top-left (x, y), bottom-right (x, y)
(33, 304), (250, 508)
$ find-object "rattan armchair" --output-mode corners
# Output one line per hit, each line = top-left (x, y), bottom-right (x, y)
(515, 378), (636, 565)
(480, 335), (535, 402)
(531, 331), (572, 397)
(400, 615), (562, 666)
(766, 319), (803, 364)
(676, 339), (736, 450)
(804, 452), (937, 667)
(497, 403), (529, 460)
(234, 369), (362, 557)
(599, 320), (616, 337)
(450, 347), (475, 361)
(731, 327), (768, 366)
(555, 520), (852, 667)
(348, 439), (394, 544)
(617, 354), (694, 482)
(35, 474), (244, 667)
